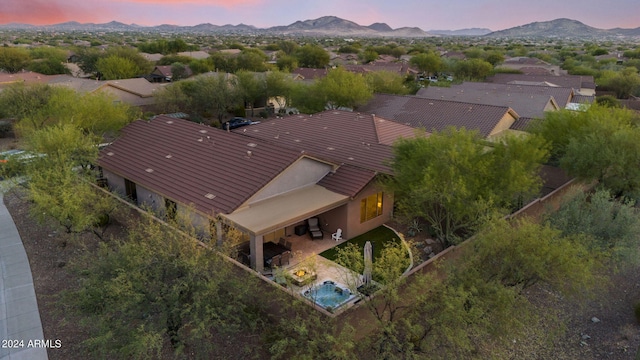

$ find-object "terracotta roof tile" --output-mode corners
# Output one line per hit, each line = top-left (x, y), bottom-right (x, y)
(234, 110), (394, 174)
(416, 84), (559, 119)
(487, 73), (596, 90)
(318, 164), (377, 198)
(357, 94), (516, 138)
(98, 116), (302, 215)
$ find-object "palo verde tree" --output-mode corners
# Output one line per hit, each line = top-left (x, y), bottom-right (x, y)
(532, 105), (640, 197)
(313, 67), (373, 110)
(0, 46), (31, 73)
(386, 128), (548, 246)
(547, 187), (640, 268)
(66, 215), (267, 359)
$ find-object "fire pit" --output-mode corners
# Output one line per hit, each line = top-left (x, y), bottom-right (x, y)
(289, 268), (317, 287)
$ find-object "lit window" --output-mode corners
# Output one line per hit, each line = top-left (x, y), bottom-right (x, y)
(360, 192), (383, 223)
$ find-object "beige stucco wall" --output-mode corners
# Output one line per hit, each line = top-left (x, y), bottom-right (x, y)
(103, 168), (126, 197)
(243, 157), (333, 206)
(344, 182), (394, 240)
(489, 112), (517, 137)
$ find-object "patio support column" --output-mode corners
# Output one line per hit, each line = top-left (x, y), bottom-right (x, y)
(250, 234), (264, 272)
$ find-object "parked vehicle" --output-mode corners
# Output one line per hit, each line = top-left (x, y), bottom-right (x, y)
(222, 117), (260, 130)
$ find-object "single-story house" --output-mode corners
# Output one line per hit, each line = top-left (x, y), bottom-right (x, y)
(487, 73), (596, 96)
(357, 93), (519, 139)
(98, 111), (418, 272)
(415, 82), (562, 120)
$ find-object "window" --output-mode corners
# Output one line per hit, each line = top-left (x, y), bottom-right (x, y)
(360, 192), (383, 223)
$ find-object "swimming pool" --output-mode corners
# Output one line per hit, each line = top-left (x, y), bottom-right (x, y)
(302, 280), (356, 311)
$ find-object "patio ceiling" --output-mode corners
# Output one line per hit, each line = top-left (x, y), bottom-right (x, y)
(221, 185), (349, 236)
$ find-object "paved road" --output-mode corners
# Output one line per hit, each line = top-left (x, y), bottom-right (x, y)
(0, 191), (48, 360)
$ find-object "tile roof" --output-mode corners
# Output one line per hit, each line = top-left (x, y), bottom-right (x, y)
(487, 73), (596, 90)
(441, 81), (574, 108)
(374, 116), (422, 146)
(234, 110), (394, 174)
(291, 68), (328, 80)
(415, 84), (560, 119)
(510, 117), (536, 131)
(357, 94), (517, 138)
(98, 116), (302, 215)
(317, 164), (377, 198)
(0, 71), (52, 88)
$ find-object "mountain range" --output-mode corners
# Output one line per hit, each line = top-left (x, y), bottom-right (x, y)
(1, 17), (639, 38)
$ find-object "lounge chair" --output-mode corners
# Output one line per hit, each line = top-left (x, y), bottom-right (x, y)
(307, 217), (323, 240)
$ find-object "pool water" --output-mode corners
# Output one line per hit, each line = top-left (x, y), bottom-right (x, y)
(302, 281), (355, 311)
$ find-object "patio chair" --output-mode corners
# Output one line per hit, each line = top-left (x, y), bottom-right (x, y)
(279, 237), (287, 247)
(332, 228), (343, 241)
(307, 217), (323, 240)
(284, 240), (293, 251)
(270, 254), (281, 268)
(280, 251), (291, 265)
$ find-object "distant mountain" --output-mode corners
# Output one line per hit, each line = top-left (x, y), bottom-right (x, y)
(368, 22), (393, 32)
(486, 18), (629, 38)
(429, 28), (492, 36)
(1, 17), (638, 39)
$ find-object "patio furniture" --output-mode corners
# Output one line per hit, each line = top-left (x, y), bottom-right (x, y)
(294, 224), (307, 236)
(332, 228), (343, 241)
(270, 254), (281, 268)
(263, 242), (289, 267)
(307, 217), (323, 240)
(279, 237), (287, 247)
(284, 240), (293, 251)
(280, 251), (291, 265)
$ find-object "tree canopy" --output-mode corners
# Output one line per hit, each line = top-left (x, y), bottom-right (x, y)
(387, 128), (549, 246)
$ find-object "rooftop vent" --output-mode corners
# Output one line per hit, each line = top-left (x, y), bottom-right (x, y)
(106, 152), (114, 156)
(327, 147), (335, 150)
(246, 150), (252, 157)
(247, 143), (257, 148)
(348, 157), (355, 160)
(145, 168), (154, 173)
(199, 129), (208, 134)
(204, 193), (216, 200)
(165, 154), (173, 159)
(166, 120), (174, 124)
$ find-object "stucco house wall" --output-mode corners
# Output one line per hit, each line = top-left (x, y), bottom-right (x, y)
(344, 182), (394, 240)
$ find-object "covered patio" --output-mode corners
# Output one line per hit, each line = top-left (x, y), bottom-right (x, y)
(220, 185), (349, 273)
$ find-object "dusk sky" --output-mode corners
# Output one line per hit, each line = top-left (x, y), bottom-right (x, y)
(3, 0), (639, 31)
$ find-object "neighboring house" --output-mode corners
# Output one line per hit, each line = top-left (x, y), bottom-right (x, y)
(140, 52), (164, 62)
(98, 111), (417, 272)
(343, 62), (417, 77)
(487, 73), (596, 96)
(0, 71), (52, 91)
(148, 65), (193, 82)
(291, 68), (329, 83)
(357, 93), (519, 139)
(500, 57), (562, 76)
(48, 75), (166, 110)
(415, 82), (562, 120)
(177, 51), (211, 60)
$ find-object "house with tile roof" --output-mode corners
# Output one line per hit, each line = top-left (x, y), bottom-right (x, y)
(487, 73), (596, 96)
(47, 76), (166, 110)
(416, 84), (560, 119)
(357, 93), (519, 139)
(98, 111), (418, 272)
